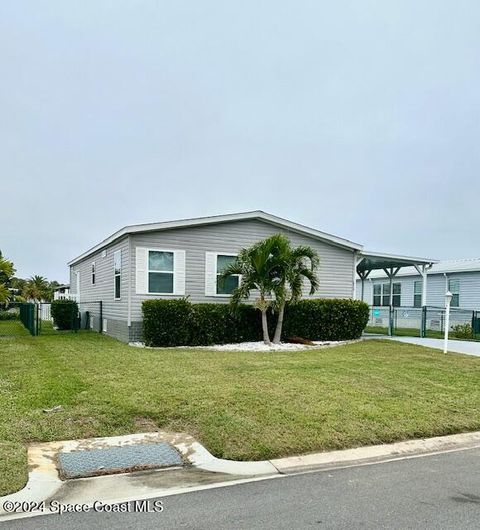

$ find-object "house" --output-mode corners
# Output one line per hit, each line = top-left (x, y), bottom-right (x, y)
(67, 211), (434, 342)
(356, 258), (480, 311)
(53, 284), (71, 300)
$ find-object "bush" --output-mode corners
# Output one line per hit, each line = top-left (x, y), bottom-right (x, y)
(51, 299), (79, 330)
(142, 298), (192, 347)
(142, 298), (369, 347)
(451, 323), (473, 340)
(282, 299), (370, 341)
(0, 309), (19, 320)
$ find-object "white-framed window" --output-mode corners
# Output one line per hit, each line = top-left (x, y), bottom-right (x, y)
(448, 279), (460, 308)
(216, 254), (240, 295)
(373, 282), (401, 307)
(135, 247), (185, 296)
(148, 250), (174, 294)
(91, 262), (96, 285)
(413, 280), (422, 307)
(114, 250), (121, 300)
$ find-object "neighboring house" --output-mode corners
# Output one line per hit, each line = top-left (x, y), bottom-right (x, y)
(53, 284), (71, 300)
(356, 258), (480, 311)
(68, 211), (366, 342)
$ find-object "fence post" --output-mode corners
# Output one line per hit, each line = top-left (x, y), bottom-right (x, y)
(421, 306), (427, 338)
(99, 301), (103, 333)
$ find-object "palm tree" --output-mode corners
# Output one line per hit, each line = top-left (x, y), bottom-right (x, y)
(23, 275), (50, 302)
(0, 251), (15, 305)
(271, 240), (319, 344)
(219, 235), (285, 344)
(0, 283), (9, 304)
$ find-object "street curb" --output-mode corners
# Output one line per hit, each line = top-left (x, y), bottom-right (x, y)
(2, 430), (480, 519)
(270, 431), (480, 473)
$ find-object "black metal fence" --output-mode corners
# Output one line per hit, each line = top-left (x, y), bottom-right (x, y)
(366, 305), (480, 341)
(0, 301), (102, 337)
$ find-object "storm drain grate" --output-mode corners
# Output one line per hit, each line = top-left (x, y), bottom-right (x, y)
(57, 442), (183, 479)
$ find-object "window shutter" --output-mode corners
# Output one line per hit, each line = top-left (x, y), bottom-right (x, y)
(205, 252), (217, 296)
(174, 250), (186, 295)
(135, 247), (148, 294)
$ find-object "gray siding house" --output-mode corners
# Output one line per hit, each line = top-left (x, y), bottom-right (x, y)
(68, 211), (363, 342)
(356, 259), (480, 311)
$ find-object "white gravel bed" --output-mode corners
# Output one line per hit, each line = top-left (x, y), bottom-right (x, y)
(129, 340), (358, 351)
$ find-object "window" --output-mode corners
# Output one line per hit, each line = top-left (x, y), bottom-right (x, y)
(413, 280), (422, 307)
(372, 283), (401, 307)
(148, 250), (174, 294)
(114, 250), (121, 299)
(448, 279), (460, 308)
(216, 254), (239, 295)
(91, 262), (96, 285)
(373, 284), (381, 306)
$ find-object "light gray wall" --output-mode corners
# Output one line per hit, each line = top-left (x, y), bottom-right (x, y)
(129, 219), (356, 320)
(70, 219), (356, 340)
(356, 271), (480, 310)
(69, 236), (130, 324)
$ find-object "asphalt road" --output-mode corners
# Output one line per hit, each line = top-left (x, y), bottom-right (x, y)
(3, 448), (480, 529)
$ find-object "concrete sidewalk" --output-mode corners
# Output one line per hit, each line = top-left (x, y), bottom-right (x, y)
(376, 335), (480, 356)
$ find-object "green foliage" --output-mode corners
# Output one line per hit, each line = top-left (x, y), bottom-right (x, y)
(282, 299), (370, 341)
(51, 299), (79, 330)
(142, 298), (369, 346)
(451, 323), (473, 340)
(142, 299), (192, 347)
(0, 308), (19, 321)
(189, 304), (262, 346)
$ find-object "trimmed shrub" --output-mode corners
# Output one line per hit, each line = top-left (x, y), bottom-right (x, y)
(282, 299), (370, 341)
(451, 323), (473, 340)
(142, 298), (369, 347)
(51, 299), (79, 330)
(0, 309), (19, 320)
(142, 298), (192, 347)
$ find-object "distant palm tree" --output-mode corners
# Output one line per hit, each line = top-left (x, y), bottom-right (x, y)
(23, 275), (50, 302)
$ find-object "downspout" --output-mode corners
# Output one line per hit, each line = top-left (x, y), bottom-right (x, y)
(127, 235), (132, 328)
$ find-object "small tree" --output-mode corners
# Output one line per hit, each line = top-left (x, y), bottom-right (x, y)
(271, 240), (319, 343)
(219, 236), (284, 344)
(220, 234), (320, 345)
(51, 299), (79, 330)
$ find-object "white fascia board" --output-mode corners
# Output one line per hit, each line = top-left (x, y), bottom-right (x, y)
(67, 210), (363, 266)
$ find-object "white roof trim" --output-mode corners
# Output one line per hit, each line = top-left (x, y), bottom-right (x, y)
(68, 210), (363, 266)
(359, 250), (438, 265)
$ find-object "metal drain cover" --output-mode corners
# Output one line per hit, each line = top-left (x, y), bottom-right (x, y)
(57, 442), (183, 479)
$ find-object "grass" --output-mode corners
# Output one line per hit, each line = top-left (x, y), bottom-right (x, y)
(1, 332), (480, 496)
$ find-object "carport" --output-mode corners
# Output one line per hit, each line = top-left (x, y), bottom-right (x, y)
(356, 251), (437, 336)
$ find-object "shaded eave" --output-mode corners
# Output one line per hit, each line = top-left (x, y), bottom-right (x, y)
(357, 251), (437, 274)
(68, 210), (363, 266)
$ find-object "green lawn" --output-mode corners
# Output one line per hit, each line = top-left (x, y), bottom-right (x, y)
(1, 332), (480, 496)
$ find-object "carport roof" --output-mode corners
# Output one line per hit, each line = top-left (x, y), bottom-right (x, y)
(357, 251), (437, 275)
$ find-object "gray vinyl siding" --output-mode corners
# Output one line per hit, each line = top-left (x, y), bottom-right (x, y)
(69, 236), (130, 324)
(70, 219), (356, 341)
(356, 271), (480, 310)
(129, 219), (355, 321)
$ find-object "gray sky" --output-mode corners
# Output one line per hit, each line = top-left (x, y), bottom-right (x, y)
(1, 1), (479, 282)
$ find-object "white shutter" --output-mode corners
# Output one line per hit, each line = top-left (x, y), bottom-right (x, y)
(174, 250), (186, 295)
(135, 247), (148, 294)
(205, 252), (217, 296)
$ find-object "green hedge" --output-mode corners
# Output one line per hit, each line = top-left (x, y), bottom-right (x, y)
(282, 299), (370, 341)
(51, 299), (79, 330)
(142, 298), (369, 347)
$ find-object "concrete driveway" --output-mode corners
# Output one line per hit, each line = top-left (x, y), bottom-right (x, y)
(376, 336), (480, 357)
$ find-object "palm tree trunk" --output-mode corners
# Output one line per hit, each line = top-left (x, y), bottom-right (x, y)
(273, 301), (286, 344)
(261, 309), (271, 345)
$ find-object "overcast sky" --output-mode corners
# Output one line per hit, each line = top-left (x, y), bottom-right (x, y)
(1, 1), (479, 282)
